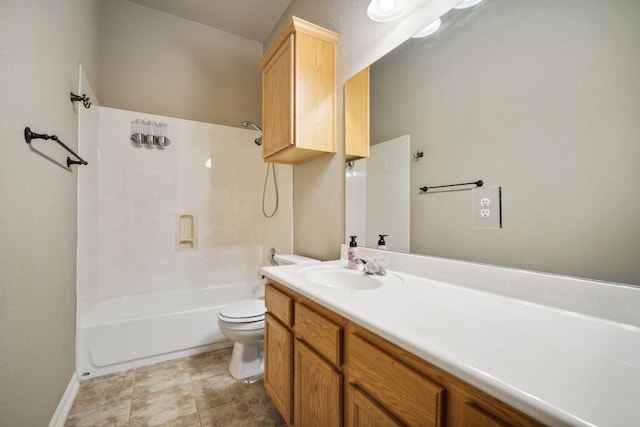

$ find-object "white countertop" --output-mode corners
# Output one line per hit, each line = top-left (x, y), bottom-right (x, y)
(260, 259), (640, 427)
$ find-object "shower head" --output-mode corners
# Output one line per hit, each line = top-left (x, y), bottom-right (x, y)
(241, 121), (263, 146)
(241, 121), (262, 132)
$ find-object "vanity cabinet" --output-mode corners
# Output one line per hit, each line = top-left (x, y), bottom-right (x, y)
(258, 17), (339, 165)
(265, 281), (346, 426)
(265, 280), (543, 427)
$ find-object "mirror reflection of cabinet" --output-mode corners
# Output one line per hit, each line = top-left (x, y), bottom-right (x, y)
(343, 0), (640, 286)
(259, 17), (339, 165)
(345, 67), (370, 161)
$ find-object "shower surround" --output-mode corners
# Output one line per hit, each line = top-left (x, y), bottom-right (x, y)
(76, 104), (293, 376)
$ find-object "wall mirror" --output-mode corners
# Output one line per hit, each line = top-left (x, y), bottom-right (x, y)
(345, 0), (640, 286)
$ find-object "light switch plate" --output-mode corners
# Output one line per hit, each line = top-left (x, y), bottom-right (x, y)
(472, 186), (502, 229)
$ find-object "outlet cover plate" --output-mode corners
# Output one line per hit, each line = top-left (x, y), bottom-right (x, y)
(472, 186), (502, 229)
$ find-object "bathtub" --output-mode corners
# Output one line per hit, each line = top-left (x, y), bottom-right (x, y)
(77, 282), (264, 379)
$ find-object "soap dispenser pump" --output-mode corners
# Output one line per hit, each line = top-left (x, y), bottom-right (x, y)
(348, 235), (358, 270)
(377, 234), (388, 250)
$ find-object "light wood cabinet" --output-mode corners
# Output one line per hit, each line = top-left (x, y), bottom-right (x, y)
(348, 333), (445, 426)
(264, 285), (294, 424)
(265, 314), (293, 424)
(259, 17), (339, 165)
(264, 280), (544, 427)
(345, 67), (370, 161)
(346, 384), (403, 427)
(294, 340), (342, 426)
(265, 281), (347, 427)
(348, 325), (545, 427)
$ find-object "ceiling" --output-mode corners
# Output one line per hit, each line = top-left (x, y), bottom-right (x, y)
(127, 0), (292, 43)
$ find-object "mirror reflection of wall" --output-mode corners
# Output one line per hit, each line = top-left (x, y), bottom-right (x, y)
(348, 0), (640, 286)
(346, 136), (411, 252)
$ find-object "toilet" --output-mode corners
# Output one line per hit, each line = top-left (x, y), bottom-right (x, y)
(217, 253), (320, 380)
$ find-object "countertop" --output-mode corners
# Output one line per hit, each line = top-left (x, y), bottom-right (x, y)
(260, 260), (640, 427)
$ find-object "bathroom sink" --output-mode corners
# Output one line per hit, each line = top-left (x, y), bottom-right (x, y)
(297, 265), (402, 290)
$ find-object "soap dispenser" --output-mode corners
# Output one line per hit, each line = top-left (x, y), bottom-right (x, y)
(348, 235), (358, 269)
(377, 234), (388, 250)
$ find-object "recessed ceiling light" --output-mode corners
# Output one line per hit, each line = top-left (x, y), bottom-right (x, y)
(454, 0), (483, 9)
(412, 18), (442, 38)
(367, 0), (408, 22)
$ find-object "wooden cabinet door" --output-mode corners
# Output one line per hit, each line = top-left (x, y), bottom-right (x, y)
(346, 384), (403, 427)
(262, 34), (294, 159)
(294, 339), (342, 427)
(345, 67), (370, 161)
(264, 314), (293, 425)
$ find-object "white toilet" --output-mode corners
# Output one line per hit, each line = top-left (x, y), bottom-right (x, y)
(217, 253), (320, 380)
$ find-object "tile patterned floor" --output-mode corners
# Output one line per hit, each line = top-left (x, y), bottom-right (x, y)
(65, 347), (286, 427)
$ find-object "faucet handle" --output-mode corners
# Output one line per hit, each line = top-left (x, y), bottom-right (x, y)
(372, 258), (386, 276)
(355, 258), (386, 275)
(354, 258), (373, 274)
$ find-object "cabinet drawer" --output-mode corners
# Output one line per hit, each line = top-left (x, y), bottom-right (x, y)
(349, 334), (445, 427)
(461, 402), (514, 427)
(265, 284), (293, 327)
(295, 303), (343, 366)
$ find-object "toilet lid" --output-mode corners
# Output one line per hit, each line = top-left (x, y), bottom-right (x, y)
(219, 299), (265, 322)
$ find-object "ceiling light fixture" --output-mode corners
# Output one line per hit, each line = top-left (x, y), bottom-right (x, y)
(454, 0), (483, 9)
(367, 0), (408, 22)
(412, 18), (442, 38)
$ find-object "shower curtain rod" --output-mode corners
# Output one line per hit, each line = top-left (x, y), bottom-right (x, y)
(24, 127), (88, 167)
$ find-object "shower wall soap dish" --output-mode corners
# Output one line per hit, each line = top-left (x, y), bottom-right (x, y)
(176, 213), (196, 250)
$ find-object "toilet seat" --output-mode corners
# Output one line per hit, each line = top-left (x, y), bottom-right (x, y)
(218, 299), (265, 323)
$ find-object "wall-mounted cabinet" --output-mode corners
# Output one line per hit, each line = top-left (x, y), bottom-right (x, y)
(259, 17), (339, 165)
(345, 67), (370, 161)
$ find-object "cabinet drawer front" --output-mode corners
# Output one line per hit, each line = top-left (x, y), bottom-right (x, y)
(461, 402), (513, 427)
(349, 334), (445, 427)
(265, 284), (293, 326)
(295, 303), (343, 366)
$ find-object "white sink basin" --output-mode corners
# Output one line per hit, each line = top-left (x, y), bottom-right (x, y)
(297, 265), (402, 290)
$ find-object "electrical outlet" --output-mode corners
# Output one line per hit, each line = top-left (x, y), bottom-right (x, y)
(472, 186), (502, 229)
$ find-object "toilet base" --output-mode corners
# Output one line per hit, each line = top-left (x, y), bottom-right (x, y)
(229, 341), (264, 380)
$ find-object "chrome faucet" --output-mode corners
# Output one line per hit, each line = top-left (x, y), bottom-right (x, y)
(355, 258), (386, 276)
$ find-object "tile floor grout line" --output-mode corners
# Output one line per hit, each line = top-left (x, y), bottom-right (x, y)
(187, 359), (203, 427)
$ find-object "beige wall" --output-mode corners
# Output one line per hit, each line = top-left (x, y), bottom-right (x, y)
(0, 0), (100, 425)
(98, 0), (263, 128)
(367, 0), (640, 285)
(264, 0), (460, 260)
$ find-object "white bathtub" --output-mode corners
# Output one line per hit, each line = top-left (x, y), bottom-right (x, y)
(77, 282), (264, 379)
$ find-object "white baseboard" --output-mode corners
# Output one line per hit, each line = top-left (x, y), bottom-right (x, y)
(48, 373), (79, 427)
